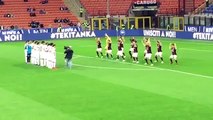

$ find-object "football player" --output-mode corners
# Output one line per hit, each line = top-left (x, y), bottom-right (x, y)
(96, 37), (103, 58)
(155, 40), (164, 63)
(169, 43), (178, 64)
(116, 38), (125, 61)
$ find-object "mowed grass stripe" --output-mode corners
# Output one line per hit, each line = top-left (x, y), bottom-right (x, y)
(1, 73), (213, 120)
(0, 88), (81, 120)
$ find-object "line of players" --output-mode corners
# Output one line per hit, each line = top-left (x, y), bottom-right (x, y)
(24, 41), (56, 69)
(96, 34), (178, 65)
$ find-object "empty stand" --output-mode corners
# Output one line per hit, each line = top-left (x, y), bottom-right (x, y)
(157, 0), (179, 15)
(195, 0), (205, 8)
(157, 0), (204, 15)
(80, 0), (132, 16)
(0, 0), (79, 29)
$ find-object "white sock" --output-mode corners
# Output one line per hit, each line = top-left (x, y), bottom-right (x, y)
(36, 59), (38, 65)
(53, 62), (56, 68)
(40, 60), (43, 66)
(48, 61), (51, 69)
(44, 59), (47, 66)
(31, 57), (34, 64)
(49, 61), (53, 69)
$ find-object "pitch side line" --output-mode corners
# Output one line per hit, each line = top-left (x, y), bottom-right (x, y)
(57, 52), (213, 79)
(72, 56), (81, 59)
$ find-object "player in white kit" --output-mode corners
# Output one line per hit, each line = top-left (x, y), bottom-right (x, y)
(44, 42), (49, 67)
(31, 41), (36, 65)
(51, 44), (56, 69)
(39, 41), (45, 67)
(24, 41), (29, 63)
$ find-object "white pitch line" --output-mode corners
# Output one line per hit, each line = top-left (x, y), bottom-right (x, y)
(57, 52), (158, 70)
(74, 54), (158, 70)
(57, 52), (213, 79)
(180, 48), (213, 52)
(74, 64), (157, 71)
(72, 56), (81, 59)
(79, 55), (213, 79)
(57, 52), (157, 69)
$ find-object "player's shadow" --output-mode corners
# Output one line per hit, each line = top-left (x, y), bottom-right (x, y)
(13, 63), (45, 70)
(57, 65), (84, 70)
(13, 63), (84, 71)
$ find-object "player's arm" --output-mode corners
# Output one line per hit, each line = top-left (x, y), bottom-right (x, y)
(143, 37), (146, 41)
(109, 40), (112, 44)
(122, 36), (125, 42)
(95, 38), (98, 44)
(105, 37), (108, 44)
(142, 37), (146, 43)
(169, 43), (172, 49)
(105, 42), (108, 49)
(174, 43), (177, 49)
(141, 39), (145, 46)
(148, 38), (151, 44)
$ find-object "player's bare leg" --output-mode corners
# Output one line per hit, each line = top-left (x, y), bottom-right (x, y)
(122, 56), (125, 61)
(136, 57), (139, 63)
(110, 54), (113, 59)
(150, 59), (153, 66)
(133, 57), (136, 63)
(155, 55), (158, 62)
(96, 51), (100, 57)
(116, 55), (119, 60)
(123, 53), (126, 58)
(144, 58), (148, 65)
(175, 59), (178, 64)
(160, 57), (164, 63)
(129, 51), (132, 58)
(100, 52), (103, 58)
(106, 53), (109, 59)
(170, 58), (173, 64)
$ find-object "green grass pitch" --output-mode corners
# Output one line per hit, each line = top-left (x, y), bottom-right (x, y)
(0, 37), (213, 120)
